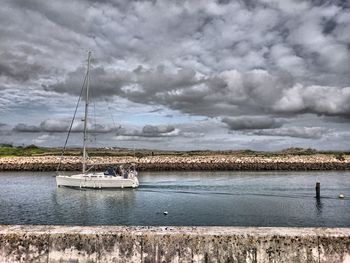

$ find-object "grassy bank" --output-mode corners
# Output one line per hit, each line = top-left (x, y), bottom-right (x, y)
(0, 145), (348, 161)
(0, 145), (47, 157)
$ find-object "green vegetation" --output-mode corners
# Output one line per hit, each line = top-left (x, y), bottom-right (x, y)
(279, 147), (318, 155)
(0, 145), (349, 158)
(0, 145), (46, 157)
(334, 152), (345, 161)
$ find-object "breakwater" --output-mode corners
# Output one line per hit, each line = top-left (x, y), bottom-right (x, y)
(0, 155), (350, 171)
(0, 225), (349, 262)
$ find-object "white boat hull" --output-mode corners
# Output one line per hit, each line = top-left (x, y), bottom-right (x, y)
(56, 173), (139, 189)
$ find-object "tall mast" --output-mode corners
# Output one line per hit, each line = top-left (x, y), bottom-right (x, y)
(82, 51), (91, 173)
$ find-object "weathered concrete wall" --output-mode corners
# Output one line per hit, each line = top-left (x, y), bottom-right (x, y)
(0, 225), (349, 262)
(1, 155), (350, 171)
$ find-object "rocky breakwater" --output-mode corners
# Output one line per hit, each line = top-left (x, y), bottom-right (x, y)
(136, 154), (350, 171)
(0, 156), (137, 171)
(0, 154), (350, 171)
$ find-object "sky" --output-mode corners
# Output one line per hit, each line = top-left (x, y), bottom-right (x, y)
(0, 0), (350, 151)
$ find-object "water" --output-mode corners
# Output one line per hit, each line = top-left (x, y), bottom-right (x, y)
(0, 171), (349, 226)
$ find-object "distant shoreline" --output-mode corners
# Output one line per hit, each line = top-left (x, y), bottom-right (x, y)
(1, 154), (350, 171)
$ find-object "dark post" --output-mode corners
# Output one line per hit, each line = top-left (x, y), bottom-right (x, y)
(316, 182), (320, 199)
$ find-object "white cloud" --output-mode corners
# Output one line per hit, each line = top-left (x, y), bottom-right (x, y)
(274, 84), (350, 115)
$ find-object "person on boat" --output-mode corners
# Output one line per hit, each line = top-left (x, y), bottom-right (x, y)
(116, 166), (123, 176)
(124, 168), (130, 179)
(104, 166), (116, 176)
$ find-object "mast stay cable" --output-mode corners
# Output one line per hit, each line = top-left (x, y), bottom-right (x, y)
(56, 70), (88, 173)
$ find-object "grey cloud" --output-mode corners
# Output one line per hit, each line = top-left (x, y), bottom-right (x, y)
(322, 116), (350, 123)
(116, 124), (178, 138)
(46, 67), (285, 117)
(45, 66), (200, 100)
(46, 64), (350, 120)
(311, 0), (350, 9)
(13, 119), (119, 134)
(252, 127), (329, 139)
(13, 123), (41, 133)
(0, 52), (45, 81)
(322, 19), (337, 34)
(148, 108), (163, 113)
(2, 0), (349, 87)
(222, 116), (283, 130)
(14, 119), (179, 139)
(9, 0), (91, 37)
(39, 119), (70, 133)
(141, 125), (176, 137)
(44, 66), (132, 97)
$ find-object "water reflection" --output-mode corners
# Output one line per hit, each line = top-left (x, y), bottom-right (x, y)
(315, 198), (323, 216)
(51, 188), (136, 225)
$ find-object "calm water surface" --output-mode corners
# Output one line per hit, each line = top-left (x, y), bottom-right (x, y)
(0, 171), (349, 226)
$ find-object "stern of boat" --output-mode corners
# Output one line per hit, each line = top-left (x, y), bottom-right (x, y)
(55, 175), (66, 187)
(132, 176), (139, 188)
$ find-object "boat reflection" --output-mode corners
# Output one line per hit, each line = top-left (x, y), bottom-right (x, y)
(51, 188), (137, 225)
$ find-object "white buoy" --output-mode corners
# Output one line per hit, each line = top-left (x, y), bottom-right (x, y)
(163, 211), (168, 215)
(339, 194), (345, 199)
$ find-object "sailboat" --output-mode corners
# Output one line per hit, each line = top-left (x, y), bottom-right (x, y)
(56, 51), (139, 189)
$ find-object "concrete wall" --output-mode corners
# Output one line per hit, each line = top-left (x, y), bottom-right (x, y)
(0, 226), (349, 262)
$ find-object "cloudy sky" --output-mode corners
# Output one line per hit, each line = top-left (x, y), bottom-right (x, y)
(0, 0), (350, 151)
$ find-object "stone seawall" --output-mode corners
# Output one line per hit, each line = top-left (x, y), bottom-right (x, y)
(0, 155), (350, 171)
(0, 225), (349, 262)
